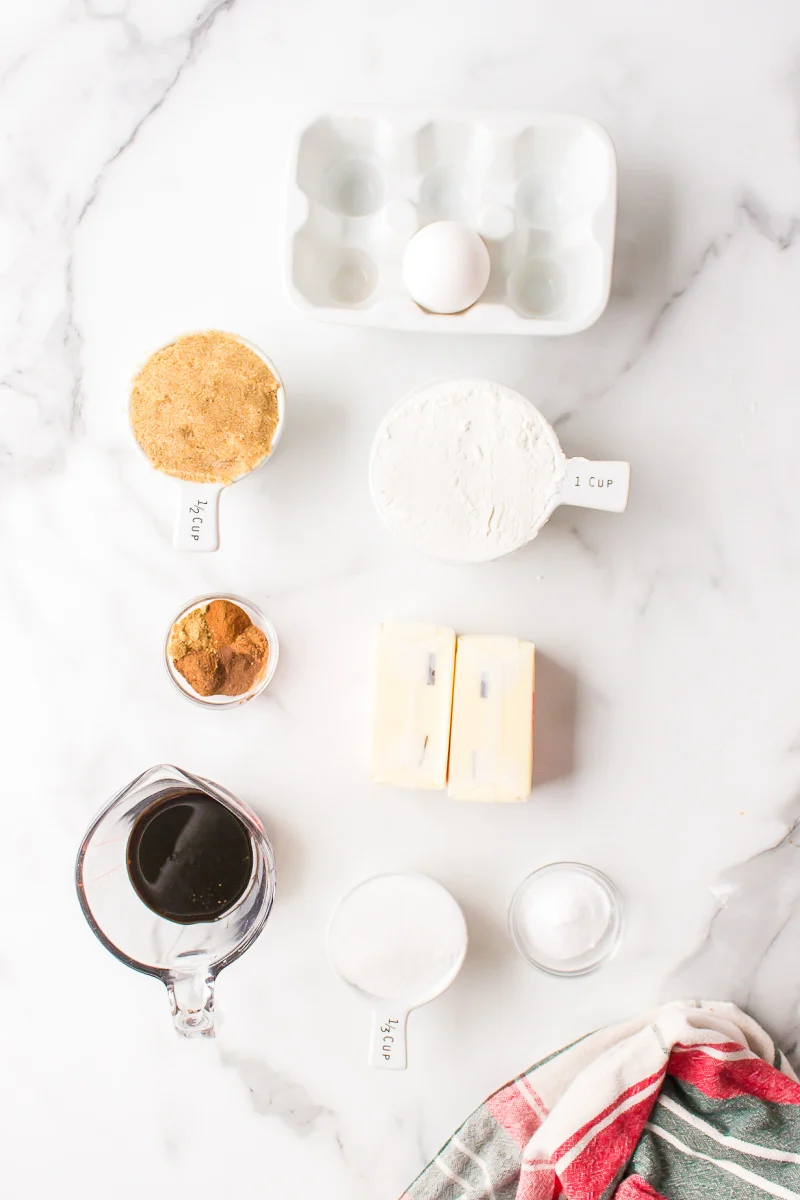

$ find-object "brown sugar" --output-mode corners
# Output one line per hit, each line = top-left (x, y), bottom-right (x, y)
(169, 598), (270, 699)
(130, 331), (281, 484)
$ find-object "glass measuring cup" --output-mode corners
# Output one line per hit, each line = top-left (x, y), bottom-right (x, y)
(75, 764), (276, 1038)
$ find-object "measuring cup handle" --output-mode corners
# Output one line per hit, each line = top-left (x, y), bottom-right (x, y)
(166, 968), (216, 1038)
(174, 481), (222, 552)
(368, 1005), (409, 1070)
(559, 458), (630, 513)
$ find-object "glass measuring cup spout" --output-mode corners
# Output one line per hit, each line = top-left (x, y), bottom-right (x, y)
(167, 967), (216, 1038)
(75, 764), (276, 1039)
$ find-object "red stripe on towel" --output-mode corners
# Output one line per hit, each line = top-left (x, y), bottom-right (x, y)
(559, 1094), (655, 1200)
(614, 1176), (669, 1200)
(553, 1070), (665, 1160)
(487, 1083), (545, 1148)
(516, 1163), (558, 1200)
(673, 1041), (749, 1054)
(668, 1048), (800, 1105)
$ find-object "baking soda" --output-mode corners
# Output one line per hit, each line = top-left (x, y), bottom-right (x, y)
(512, 865), (615, 968)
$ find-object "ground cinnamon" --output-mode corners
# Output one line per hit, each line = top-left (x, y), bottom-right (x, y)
(169, 599), (269, 698)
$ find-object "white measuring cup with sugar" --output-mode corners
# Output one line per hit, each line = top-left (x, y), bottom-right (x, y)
(130, 333), (285, 553)
(328, 873), (468, 1070)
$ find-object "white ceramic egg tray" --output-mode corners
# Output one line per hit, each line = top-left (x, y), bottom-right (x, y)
(287, 110), (617, 335)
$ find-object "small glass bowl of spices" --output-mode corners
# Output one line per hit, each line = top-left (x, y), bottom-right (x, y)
(165, 594), (278, 708)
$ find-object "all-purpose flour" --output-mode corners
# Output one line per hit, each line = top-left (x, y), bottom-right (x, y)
(369, 379), (565, 563)
(328, 874), (467, 1001)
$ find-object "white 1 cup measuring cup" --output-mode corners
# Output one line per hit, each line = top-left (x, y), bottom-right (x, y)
(130, 332), (286, 553)
(369, 378), (630, 564)
(327, 873), (468, 1070)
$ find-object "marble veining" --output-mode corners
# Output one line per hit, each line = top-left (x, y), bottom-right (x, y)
(4, 1), (800, 1197)
(668, 794), (800, 1070)
(220, 1047), (333, 1132)
(0, 0), (237, 472)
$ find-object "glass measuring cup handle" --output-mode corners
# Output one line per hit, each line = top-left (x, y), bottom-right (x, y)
(558, 458), (630, 513)
(368, 1004), (410, 1070)
(166, 966), (217, 1038)
(173, 482), (223, 553)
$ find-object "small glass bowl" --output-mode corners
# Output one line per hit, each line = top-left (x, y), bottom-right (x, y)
(165, 593), (279, 709)
(509, 862), (623, 977)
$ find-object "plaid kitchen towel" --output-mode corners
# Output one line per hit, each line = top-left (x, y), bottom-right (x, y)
(402, 1000), (800, 1200)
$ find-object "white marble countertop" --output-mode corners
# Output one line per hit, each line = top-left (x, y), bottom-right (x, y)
(4, 0), (800, 1195)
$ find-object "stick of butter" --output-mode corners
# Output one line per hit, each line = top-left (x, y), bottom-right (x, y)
(448, 635), (535, 803)
(371, 623), (456, 789)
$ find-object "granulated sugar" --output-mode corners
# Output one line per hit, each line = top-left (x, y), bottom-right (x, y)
(328, 874), (467, 1001)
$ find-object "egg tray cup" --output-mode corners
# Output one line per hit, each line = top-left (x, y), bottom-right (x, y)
(287, 109), (617, 335)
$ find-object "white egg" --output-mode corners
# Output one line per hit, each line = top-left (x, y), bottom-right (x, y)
(402, 220), (491, 314)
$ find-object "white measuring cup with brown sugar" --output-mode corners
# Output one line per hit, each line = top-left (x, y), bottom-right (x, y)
(129, 330), (286, 552)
